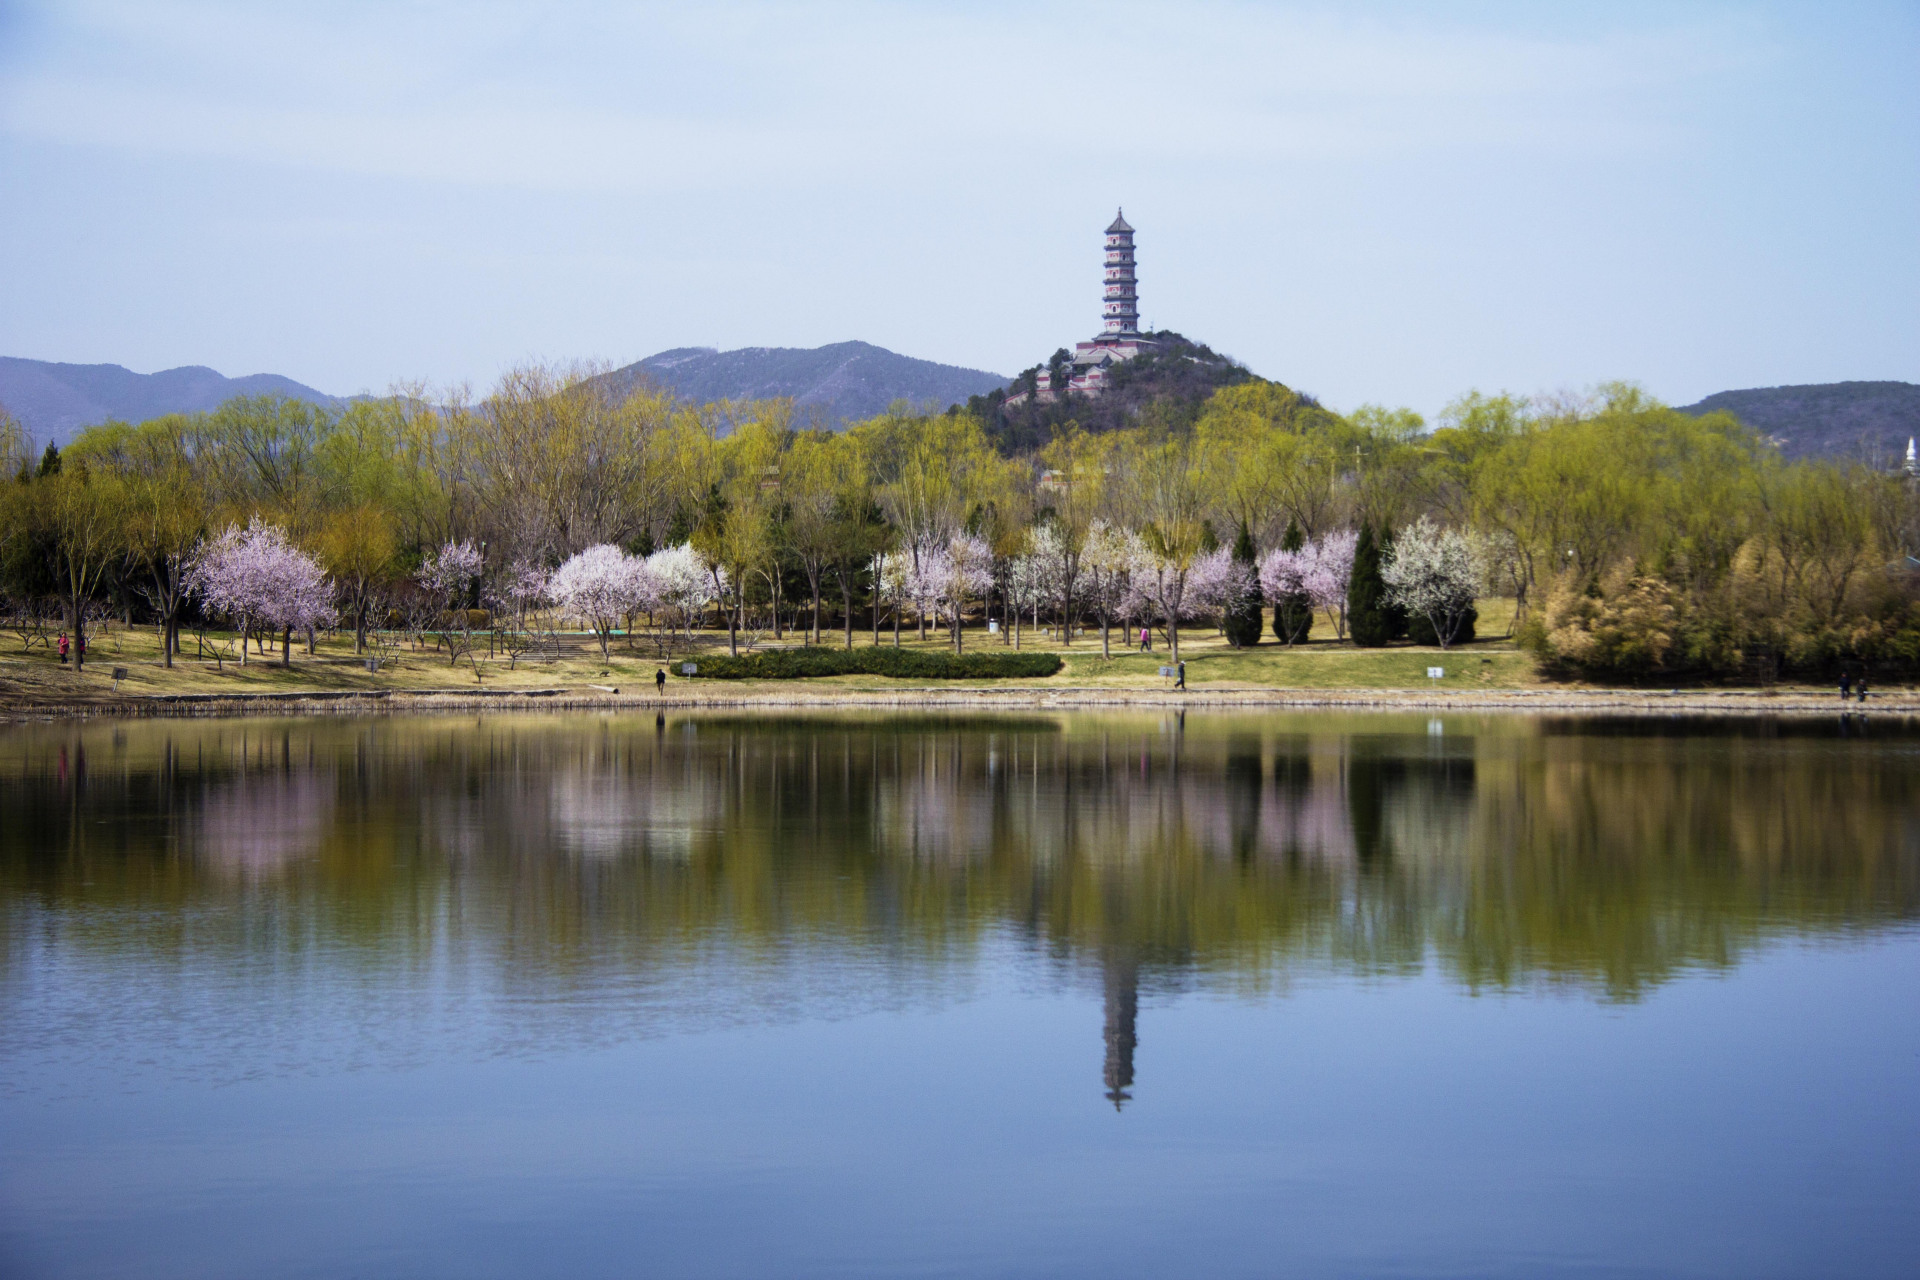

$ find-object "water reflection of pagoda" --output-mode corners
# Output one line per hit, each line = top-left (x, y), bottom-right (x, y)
(1103, 952), (1139, 1110)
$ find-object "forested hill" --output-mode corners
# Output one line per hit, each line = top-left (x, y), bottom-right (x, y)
(1676, 381), (1920, 463)
(968, 332), (1265, 453)
(604, 342), (1008, 428)
(0, 357), (339, 448)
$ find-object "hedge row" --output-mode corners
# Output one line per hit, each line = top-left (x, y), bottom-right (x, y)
(685, 647), (1063, 680)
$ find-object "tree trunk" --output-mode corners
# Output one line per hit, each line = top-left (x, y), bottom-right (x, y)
(282, 626), (292, 667)
(841, 576), (854, 650)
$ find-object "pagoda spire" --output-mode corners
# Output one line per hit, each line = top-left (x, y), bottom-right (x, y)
(1101, 209), (1139, 337)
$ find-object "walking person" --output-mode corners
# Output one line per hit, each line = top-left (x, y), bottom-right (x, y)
(1174, 659), (1186, 691)
(1857, 676), (1869, 703)
(1839, 671), (1852, 700)
(655, 667), (666, 696)
(57, 632), (69, 664)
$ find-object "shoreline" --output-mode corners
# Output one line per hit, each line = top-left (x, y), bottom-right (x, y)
(4, 682), (1915, 721)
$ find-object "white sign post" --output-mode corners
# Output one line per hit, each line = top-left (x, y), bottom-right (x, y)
(1427, 666), (1445, 687)
(681, 662), (698, 677)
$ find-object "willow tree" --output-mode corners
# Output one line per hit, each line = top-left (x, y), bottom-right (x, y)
(868, 409), (1000, 642)
(1037, 423), (1105, 644)
(1117, 430), (1209, 663)
(39, 462), (127, 669)
(456, 364), (677, 563)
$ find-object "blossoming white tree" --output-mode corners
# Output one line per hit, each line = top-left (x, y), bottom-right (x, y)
(550, 544), (656, 659)
(999, 539), (1046, 650)
(1381, 517), (1486, 649)
(933, 534), (993, 653)
(187, 520), (335, 667)
(645, 543), (718, 651)
(1080, 520), (1146, 658)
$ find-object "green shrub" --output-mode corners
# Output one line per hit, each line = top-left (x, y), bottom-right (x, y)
(685, 647), (1063, 680)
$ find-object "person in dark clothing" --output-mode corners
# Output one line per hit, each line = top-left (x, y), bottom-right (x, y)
(1839, 671), (1852, 700)
(1174, 660), (1186, 690)
(1857, 677), (1869, 703)
(655, 668), (667, 695)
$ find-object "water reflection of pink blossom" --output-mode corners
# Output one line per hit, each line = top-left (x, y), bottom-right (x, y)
(193, 773), (336, 875)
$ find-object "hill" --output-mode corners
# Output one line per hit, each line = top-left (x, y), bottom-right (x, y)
(605, 341), (1007, 428)
(0, 357), (340, 448)
(1676, 381), (1920, 464)
(968, 332), (1264, 452)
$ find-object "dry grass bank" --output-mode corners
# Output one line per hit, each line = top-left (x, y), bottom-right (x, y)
(1, 613), (1912, 720)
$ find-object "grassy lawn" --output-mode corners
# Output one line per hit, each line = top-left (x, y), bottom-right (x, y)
(0, 599), (1864, 704)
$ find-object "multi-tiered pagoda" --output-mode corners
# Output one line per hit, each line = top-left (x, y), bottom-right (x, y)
(1068, 209), (1155, 395)
(1004, 209), (1158, 407)
(1100, 209), (1139, 335)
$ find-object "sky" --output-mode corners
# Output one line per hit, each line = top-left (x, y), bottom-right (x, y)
(1, 0), (1916, 418)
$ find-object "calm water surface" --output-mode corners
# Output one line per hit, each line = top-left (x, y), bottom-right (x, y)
(1, 710), (1915, 1279)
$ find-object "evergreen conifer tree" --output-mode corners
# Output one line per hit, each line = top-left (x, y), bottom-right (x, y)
(1272, 517), (1313, 644)
(1223, 523), (1263, 648)
(1347, 522), (1393, 647)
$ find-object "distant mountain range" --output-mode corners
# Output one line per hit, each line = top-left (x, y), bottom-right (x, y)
(0, 343), (1008, 446)
(0, 357), (339, 448)
(6, 350), (1913, 463)
(1676, 381), (1920, 464)
(604, 341), (1008, 428)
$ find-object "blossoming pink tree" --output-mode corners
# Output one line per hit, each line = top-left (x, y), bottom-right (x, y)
(1261, 530), (1357, 641)
(1187, 547), (1257, 634)
(187, 520), (335, 667)
(485, 560), (550, 669)
(550, 544), (657, 659)
(417, 539), (487, 666)
(419, 540), (484, 608)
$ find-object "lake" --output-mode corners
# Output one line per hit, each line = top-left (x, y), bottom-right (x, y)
(1, 710), (1915, 1279)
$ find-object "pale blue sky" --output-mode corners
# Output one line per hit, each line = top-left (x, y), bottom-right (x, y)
(1, 1), (1915, 417)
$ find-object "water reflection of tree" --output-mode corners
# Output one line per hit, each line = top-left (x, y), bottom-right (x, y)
(1, 712), (1915, 1028)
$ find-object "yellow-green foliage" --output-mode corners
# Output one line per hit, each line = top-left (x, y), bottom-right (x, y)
(4, 368), (1917, 682)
